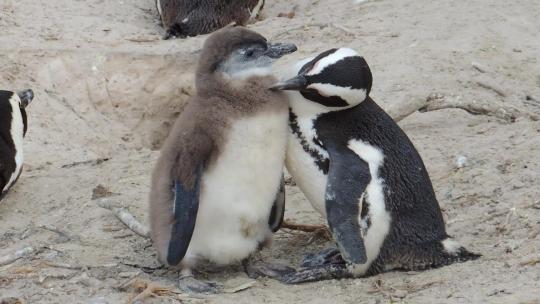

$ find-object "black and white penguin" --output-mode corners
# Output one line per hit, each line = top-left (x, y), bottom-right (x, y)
(149, 26), (296, 293)
(156, 0), (265, 39)
(269, 48), (480, 283)
(0, 89), (34, 201)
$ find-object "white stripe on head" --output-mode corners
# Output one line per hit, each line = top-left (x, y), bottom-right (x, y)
(249, 0), (265, 20)
(306, 83), (367, 107)
(3, 93), (25, 193)
(307, 48), (359, 76)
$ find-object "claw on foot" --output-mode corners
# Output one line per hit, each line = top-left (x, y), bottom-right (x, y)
(301, 247), (344, 268)
(178, 275), (222, 295)
(280, 264), (352, 284)
(245, 262), (296, 279)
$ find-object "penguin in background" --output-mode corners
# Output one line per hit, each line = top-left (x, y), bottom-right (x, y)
(0, 89), (34, 202)
(156, 0), (265, 39)
(149, 26), (296, 293)
(269, 48), (480, 283)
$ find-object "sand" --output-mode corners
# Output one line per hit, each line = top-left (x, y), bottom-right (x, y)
(0, 0), (539, 303)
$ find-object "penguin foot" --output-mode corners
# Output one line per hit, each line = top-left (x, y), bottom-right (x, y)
(301, 247), (345, 268)
(162, 32), (175, 40)
(177, 275), (222, 294)
(279, 264), (353, 284)
(244, 262), (296, 279)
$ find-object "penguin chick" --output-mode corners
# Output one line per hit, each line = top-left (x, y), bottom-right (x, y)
(0, 89), (34, 201)
(157, 0), (265, 39)
(269, 48), (480, 283)
(149, 26), (296, 293)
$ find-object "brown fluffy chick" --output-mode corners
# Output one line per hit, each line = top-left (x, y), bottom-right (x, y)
(149, 26), (296, 294)
(157, 0), (265, 39)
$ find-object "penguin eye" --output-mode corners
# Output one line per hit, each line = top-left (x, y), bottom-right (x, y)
(245, 49), (255, 58)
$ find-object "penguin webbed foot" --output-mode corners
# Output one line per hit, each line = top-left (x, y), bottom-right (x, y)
(301, 247), (344, 268)
(270, 248), (350, 284)
(177, 275), (222, 295)
(244, 261), (296, 279)
(280, 264), (353, 284)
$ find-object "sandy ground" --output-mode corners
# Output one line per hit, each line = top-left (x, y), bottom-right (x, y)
(1, 0), (540, 303)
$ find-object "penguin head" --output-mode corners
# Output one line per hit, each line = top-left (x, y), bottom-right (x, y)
(271, 48), (372, 109)
(17, 89), (34, 109)
(196, 26), (297, 89)
(0, 89), (34, 137)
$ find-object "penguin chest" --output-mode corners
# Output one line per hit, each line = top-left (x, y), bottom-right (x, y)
(2, 105), (24, 194)
(188, 111), (288, 265)
(285, 115), (329, 216)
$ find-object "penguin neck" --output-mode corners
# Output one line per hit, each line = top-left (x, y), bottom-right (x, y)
(288, 91), (331, 120)
(288, 91), (366, 119)
(196, 73), (284, 112)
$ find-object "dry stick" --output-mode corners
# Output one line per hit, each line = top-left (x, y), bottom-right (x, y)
(272, 22), (356, 39)
(476, 81), (507, 97)
(281, 220), (327, 233)
(387, 94), (521, 123)
(97, 199), (150, 238)
(519, 257), (540, 266)
(0, 247), (35, 267)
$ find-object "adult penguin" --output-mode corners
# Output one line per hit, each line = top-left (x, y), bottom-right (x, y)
(0, 89), (34, 201)
(270, 48), (480, 283)
(157, 0), (264, 39)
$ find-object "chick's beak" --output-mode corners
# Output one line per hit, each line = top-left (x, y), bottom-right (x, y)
(265, 42), (298, 59)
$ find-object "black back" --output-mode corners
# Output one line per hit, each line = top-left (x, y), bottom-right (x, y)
(0, 90), (18, 197)
(315, 98), (448, 247)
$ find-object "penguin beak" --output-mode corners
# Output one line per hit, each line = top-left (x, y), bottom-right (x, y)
(17, 89), (34, 108)
(269, 75), (307, 91)
(265, 42), (298, 59)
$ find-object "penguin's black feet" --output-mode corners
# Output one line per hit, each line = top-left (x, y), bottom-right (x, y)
(162, 32), (175, 40)
(244, 261), (296, 279)
(279, 264), (353, 284)
(301, 247), (345, 268)
(177, 275), (222, 294)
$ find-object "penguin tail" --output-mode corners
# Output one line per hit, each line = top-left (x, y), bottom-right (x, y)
(380, 237), (481, 273)
(440, 237), (481, 263)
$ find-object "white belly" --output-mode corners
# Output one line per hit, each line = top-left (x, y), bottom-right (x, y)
(2, 96), (25, 194)
(285, 130), (328, 216)
(186, 111), (288, 265)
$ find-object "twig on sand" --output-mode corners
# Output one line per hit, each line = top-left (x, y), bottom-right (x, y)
(39, 225), (73, 243)
(272, 23), (356, 39)
(476, 80), (507, 97)
(281, 221), (332, 242)
(127, 279), (198, 304)
(388, 93), (520, 123)
(281, 221), (328, 233)
(97, 199), (150, 238)
(0, 247), (35, 267)
(61, 158), (110, 169)
(528, 226), (540, 239)
(519, 257), (540, 267)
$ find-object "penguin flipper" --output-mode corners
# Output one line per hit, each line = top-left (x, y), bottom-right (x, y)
(324, 140), (371, 265)
(166, 165), (203, 266)
(268, 174), (285, 232)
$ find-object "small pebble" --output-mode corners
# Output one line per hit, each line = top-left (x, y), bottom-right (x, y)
(455, 155), (468, 169)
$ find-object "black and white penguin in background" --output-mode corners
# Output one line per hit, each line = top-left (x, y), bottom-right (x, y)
(156, 0), (265, 39)
(149, 26), (296, 293)
(0, 89), (34, 202)
(269, 48), (480, 283)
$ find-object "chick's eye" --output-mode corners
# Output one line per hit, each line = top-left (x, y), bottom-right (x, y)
(246, 50), (254, 57)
